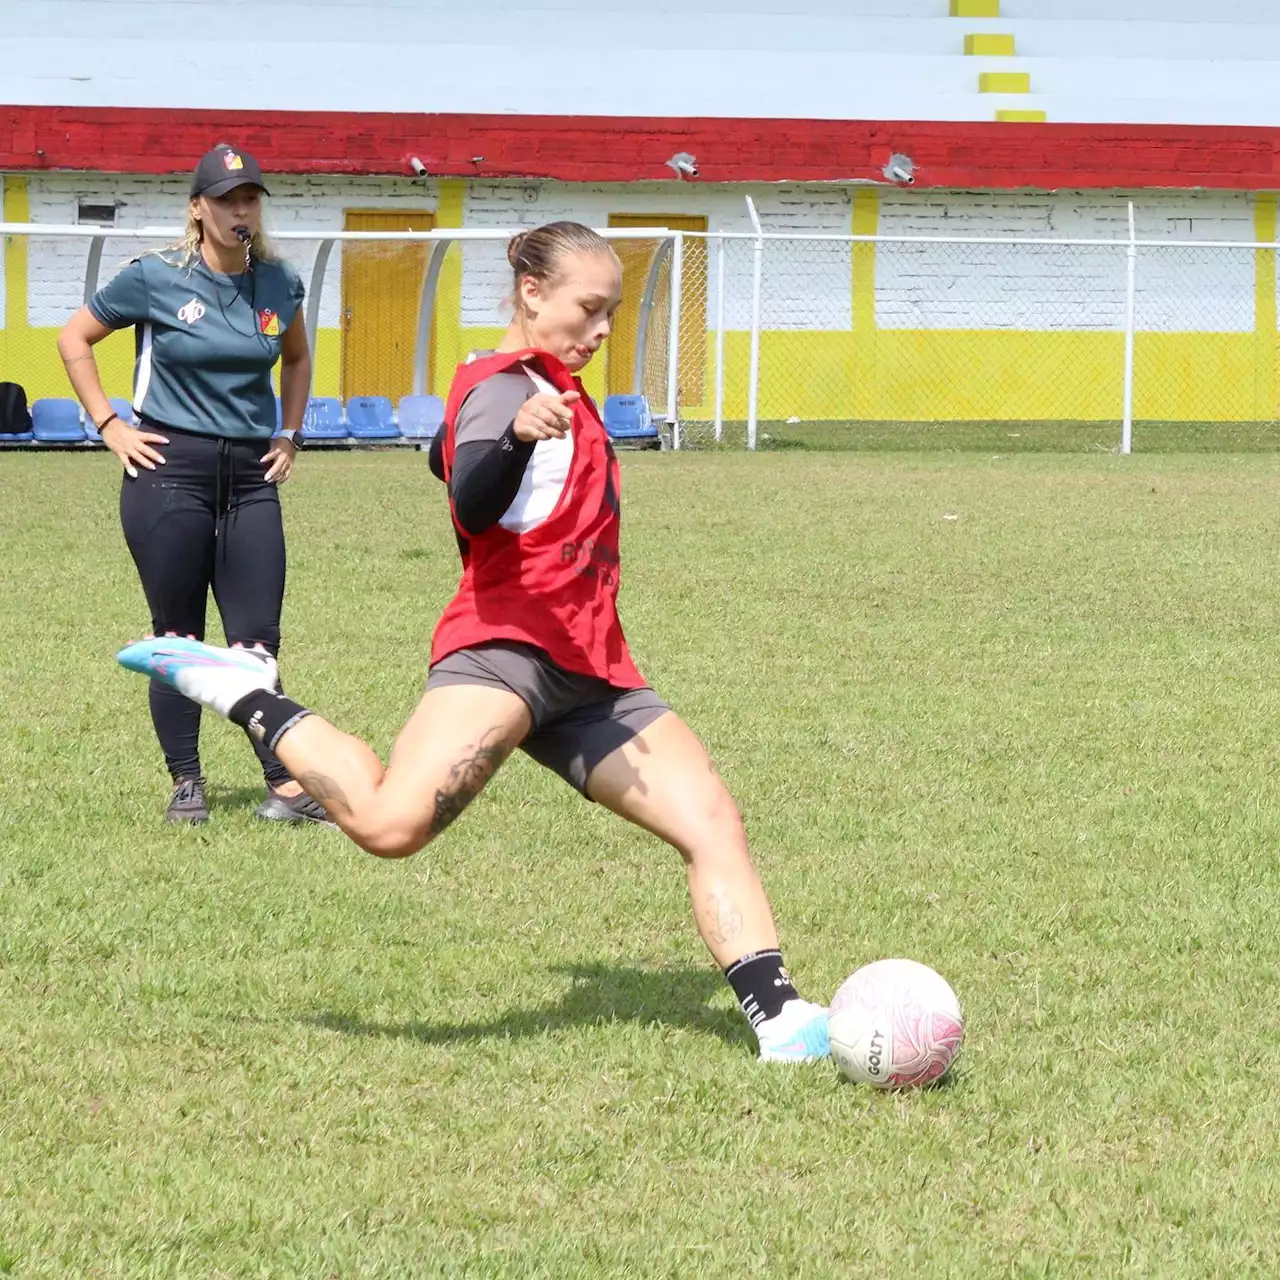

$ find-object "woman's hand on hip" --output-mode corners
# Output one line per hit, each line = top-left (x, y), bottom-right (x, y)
(263, 438), (297, 484)
(103, 419), (168, 479)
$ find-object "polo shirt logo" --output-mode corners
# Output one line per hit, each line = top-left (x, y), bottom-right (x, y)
(177, 298), (206, 325)
(258, 309), (280, 336)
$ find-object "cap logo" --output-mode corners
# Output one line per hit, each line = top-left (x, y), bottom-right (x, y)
(222, 151), (244, 171)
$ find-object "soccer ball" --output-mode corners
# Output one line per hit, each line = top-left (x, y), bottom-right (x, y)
(827, 958), (964, 1089)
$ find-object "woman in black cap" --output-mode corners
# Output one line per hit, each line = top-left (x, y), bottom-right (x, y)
(57, 143), (328, 826)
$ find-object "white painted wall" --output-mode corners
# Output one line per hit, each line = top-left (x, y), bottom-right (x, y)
(460, 183), (856, 332)
(12, 175), (1270, 337)
(877, 191), (1258, 332)
(22, 173), (447, 329)
(20, 176), (858, 331)
(7, 0), (1280, 125)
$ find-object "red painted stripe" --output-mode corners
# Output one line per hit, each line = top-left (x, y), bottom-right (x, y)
(3, 105), (1279, 190)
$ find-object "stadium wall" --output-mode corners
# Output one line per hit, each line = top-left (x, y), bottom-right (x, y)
(5, 107), (1280, 189)
(3, 171), (1278, 423)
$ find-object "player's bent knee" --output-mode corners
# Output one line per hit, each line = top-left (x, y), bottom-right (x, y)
(338, 745), (504, 859)
(676, 785), (748, 862)
(350, 820), (433, 860)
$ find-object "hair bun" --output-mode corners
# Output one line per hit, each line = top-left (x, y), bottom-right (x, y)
(507, 231), (529, 269)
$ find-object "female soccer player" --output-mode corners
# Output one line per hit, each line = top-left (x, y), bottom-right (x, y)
(60, 144), (326, 827)
(116, 221), (829, 1061)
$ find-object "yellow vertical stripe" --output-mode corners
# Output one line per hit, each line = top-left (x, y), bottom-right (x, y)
(1255, 193), (1277, 420)
(852, 188), (879, 332)
(852, 188), (879, 419)
(432, 179), (466, 395)
(3, 176), (30, 337)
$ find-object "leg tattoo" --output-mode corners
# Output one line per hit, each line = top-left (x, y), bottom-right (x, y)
(427, 726), (514, 839)
(704, 889), (745, 948)
(296, 771), (353, 818)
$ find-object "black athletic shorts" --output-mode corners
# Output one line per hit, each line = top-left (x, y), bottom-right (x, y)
(425, 641), (669, 795)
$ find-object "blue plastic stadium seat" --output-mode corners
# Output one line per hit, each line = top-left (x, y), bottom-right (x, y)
(302, 397), (348, 440)
(346, 395), (400, 440)
(398, 394), (446, 440)
(602, 394), (659, 441)
(32, 398), (86, 443)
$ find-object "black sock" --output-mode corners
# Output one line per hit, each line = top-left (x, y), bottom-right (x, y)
(724, 949), (799, 1029)
(228, 689), (312, 753)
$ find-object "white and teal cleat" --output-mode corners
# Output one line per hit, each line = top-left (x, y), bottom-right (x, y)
(756, 999), (831, 1064)
(116, 636), (278, 718)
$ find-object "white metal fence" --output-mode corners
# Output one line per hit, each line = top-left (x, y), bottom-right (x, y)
(677, 202), (1280, 453)
(3, 206), (1278, 453)
(0, 224), (682, 427)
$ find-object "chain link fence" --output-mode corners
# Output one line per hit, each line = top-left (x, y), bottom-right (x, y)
(669, 228), (1280, 453)
(1132, 243), (1278, 450)
(675, 234), (755, 449)
(0, 225), (680, 441)
(3, 220), (1278, 452)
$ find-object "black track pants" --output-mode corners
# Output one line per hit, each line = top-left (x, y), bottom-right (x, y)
(119, 424), (292, 787)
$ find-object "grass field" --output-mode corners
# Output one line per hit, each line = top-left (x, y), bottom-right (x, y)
(4, 447), (1280, 1276)
(689, 418), (1280, 453)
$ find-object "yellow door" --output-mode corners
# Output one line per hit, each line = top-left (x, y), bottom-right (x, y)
(607, 214), (708, 406)
(341, 209), (435, 401)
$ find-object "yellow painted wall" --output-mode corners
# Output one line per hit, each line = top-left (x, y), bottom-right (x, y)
(5, 328), (138, 403)
(4, 175), (141, 403)
(430, 181), (466, 396)
(10, 324), (1274, 424)
(2, 176), (30, 380)
(312, 329), (342, 398)
(449, 324), (1256, 424)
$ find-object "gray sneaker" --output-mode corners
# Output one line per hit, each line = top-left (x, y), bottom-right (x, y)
(255, 788), (337, 827)
(165, 776), (209, 825)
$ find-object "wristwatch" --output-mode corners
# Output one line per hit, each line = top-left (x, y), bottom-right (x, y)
(280, 429), (302, 447)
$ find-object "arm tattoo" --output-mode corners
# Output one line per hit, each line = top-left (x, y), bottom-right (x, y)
(62, 354), (95, 366)
(704, 891), (744, 947)
(296, 771), (353, 818)
(428, 726), (514, 838)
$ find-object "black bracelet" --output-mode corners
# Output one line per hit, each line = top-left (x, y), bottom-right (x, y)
(96, 412), (120, 433)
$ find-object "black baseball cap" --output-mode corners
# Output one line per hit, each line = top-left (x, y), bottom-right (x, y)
(190, 145), (271, 199)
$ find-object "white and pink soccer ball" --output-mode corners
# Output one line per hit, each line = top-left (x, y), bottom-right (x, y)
(827, 959), (964, 1089)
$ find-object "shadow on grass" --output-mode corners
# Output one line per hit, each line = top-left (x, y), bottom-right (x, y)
(204, 783), (345, 828)
(308, 962), (751, 1051)
(204, 783), (271, 812)
(832, 1065), (965, 1095)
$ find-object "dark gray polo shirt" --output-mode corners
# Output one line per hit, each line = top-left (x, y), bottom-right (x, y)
(88, 251), (305, 440)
